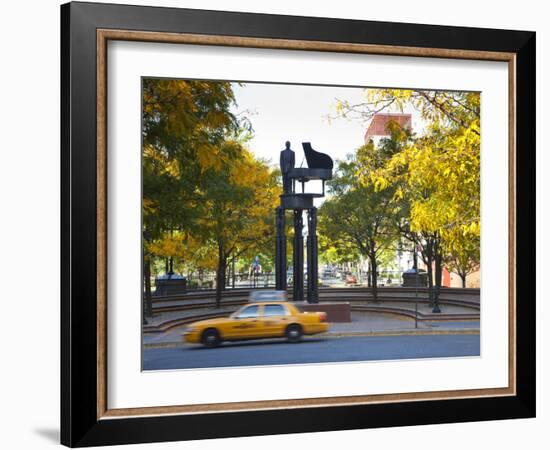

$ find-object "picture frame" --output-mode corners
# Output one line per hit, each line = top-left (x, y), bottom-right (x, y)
(60, 1), (535, 447)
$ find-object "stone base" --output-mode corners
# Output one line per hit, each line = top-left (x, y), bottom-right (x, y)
(402, 271), (428, 287)
(298, 302), (351, 322)
(154, 276), (187, 296)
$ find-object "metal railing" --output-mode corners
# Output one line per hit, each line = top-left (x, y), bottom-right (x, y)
(151, 269), (416, 292)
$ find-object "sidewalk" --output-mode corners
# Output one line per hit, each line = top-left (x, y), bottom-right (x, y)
(143, 305), (479, 347)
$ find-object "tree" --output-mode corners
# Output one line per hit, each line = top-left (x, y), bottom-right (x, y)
(319, 237), (361, 267)
(198, 145), (280, 307)
(444, 228), (480, 288)
(142, 78), (239, 238)
(141, 79), (239, 314)
(334, 89), (480, 306)
(319, 143), (399, 302)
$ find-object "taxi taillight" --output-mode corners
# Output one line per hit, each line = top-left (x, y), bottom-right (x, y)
(319, 312), (327, 323)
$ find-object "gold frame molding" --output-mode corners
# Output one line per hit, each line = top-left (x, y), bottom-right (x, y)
(96, 29), (516, 420)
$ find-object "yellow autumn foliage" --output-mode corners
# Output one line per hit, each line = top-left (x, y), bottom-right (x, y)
(350, 89), (481, 271)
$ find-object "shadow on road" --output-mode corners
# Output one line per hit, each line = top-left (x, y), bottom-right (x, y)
(188, 338), (326, 350)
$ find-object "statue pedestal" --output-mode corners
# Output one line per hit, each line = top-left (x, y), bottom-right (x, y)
(276, 142), (333, 311)
(280, 194), (314, 210)
(402, 269), (428, 287)
(298, 302), (351, 322)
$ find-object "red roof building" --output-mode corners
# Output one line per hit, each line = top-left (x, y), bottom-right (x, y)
(364, 113), (412, 143)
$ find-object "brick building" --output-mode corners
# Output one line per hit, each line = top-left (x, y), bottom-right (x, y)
(364, 113), (412, 144)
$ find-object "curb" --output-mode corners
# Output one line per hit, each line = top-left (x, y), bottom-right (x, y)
(320, 329), (480, 338)
(143, 328), (480, 349)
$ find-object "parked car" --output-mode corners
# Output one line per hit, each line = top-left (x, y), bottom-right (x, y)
(182, 291), (329, 347)
(344, 274), (357, 285)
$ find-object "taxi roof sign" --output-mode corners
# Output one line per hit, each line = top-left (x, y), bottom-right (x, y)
(248, 290), (287, 302)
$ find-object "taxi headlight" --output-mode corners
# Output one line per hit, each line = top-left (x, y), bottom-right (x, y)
(184, 326), (197, 333)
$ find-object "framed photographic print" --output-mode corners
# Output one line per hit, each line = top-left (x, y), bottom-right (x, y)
(61, 1), (535, 447)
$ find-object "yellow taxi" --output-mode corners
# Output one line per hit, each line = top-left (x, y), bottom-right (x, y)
(183, 292), (328, 347)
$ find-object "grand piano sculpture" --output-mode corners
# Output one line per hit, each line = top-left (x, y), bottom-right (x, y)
(276, 142), (334, 303)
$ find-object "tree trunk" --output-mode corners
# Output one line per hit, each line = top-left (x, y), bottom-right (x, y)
(426, 261), (434, 306)
(225, 263), (231, 288)
(421, 237), (435, 307)
(215, 242), (227, 308)
(425, 250), (434, 307)
(370, 253), (379, 303)
(433, 234), (444, 310)
(143, 255), (153, 318)
(367, 260), (372, 287)
(232, 257), (236, 289)
(460, 272), (467, 288)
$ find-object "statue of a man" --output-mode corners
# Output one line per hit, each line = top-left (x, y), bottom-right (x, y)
(280, 141), (295, 194)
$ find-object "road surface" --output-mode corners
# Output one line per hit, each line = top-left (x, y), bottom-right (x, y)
(143, 334), (480, 370)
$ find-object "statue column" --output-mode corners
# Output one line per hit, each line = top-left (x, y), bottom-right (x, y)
(306, 207), (319, 303)
(293, 210), (304, 301)
(275, 207), (286, 291)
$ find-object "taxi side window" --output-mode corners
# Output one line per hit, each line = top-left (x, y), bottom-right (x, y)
(263, 304), (286, 317)
(236, 305), (260, 318)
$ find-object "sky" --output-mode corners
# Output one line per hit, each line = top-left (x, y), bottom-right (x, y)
(229, 81), (424, 203)
(230, 82), (423, 167)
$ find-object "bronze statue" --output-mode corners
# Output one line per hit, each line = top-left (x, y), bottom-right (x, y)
(275, 140), (333, 303)
(302, 142), (333, 170)
(279, 141), (295, 194)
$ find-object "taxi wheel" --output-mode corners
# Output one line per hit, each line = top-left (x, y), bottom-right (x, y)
(285, 324), (303, 343)
(201, 328), (220, 348)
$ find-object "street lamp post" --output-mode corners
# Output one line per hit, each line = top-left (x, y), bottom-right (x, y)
(432, 296), (442, 313)
(231, 256), (236, 289)
(412, 244), (419, 328)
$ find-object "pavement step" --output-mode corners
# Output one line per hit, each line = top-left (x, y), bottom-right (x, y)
(352, 305), (479, 321)
(151, 298), (480, 314)
(151, 287), (480, 304)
